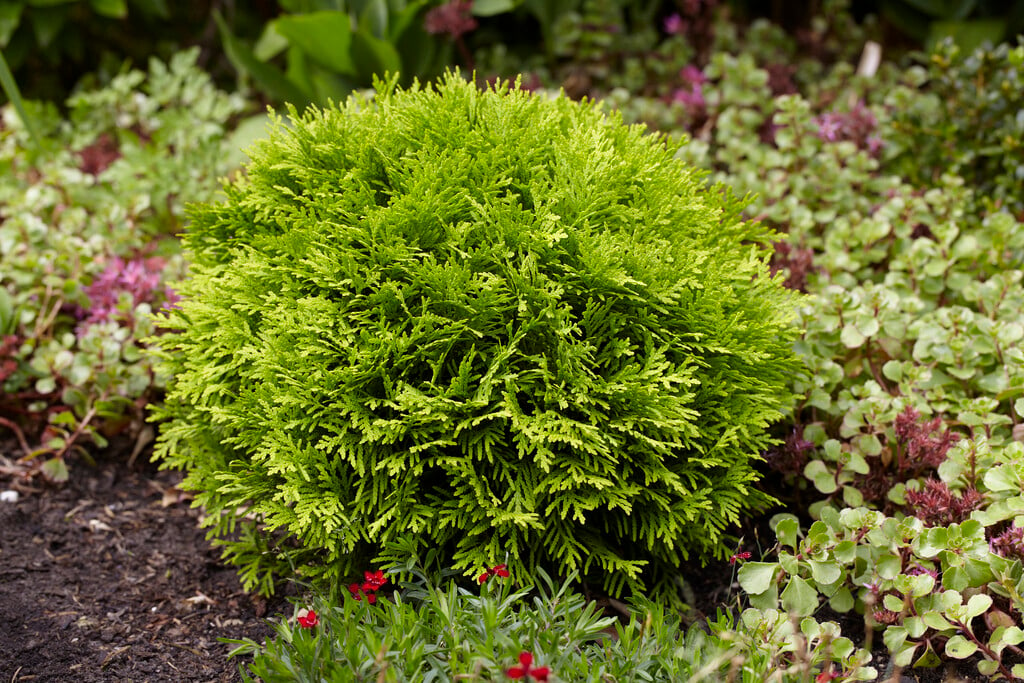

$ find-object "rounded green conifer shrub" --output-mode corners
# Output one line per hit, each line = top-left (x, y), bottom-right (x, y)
(151, 73), (801, 599)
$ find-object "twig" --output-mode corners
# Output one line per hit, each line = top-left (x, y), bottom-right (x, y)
(0, 416), (32, 457)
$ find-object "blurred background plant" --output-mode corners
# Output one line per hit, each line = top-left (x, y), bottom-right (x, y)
(214, 0), (455, 107)
(0, 0), (256, 101)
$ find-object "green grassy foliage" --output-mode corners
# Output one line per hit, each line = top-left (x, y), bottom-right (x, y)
(150, 72), (801, 599)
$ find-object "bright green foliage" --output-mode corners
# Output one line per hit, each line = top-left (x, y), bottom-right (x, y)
(151, 72), (801, 598)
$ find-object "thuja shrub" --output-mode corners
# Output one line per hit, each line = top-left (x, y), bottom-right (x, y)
(151, 73), (801, 598)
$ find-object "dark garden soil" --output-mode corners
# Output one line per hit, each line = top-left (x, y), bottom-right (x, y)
(0, 448), (292, 683)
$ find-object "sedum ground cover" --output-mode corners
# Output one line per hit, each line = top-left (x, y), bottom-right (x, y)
(1, 2), (1023, 681)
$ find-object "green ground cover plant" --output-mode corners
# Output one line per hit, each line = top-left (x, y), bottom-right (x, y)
(150, 71), (802, 601)
(223, 543), (876, 682)
(0, 48), (244, 480)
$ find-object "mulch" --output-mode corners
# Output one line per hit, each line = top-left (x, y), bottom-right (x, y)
(0, 452), (292, 682)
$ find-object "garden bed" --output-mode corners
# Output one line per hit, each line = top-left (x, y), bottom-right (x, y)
(0, 446), (291, 682)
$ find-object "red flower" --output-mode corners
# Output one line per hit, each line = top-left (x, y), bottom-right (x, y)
(348, 583), (377, 603)
(297, 609), (318, 628)
(478, 564), (510, 584)
(507, 651), (549, 681)
(362, 569), (388, 591)
(729, 551), (752, 564)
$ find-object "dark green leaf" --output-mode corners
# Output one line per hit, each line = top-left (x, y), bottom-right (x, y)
(89, 0), (127, 18)
(0, 2), (24, 45)
(350, 27), (401, 81)
(214, 10), (309, 106)
(473, 0), (518, 16)
(275, 11), (354, 74)
(28, 4), (66, 49)
(359, 0), (388, 38)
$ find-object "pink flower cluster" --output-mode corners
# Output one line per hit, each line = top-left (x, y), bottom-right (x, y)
(671, 65), (707, 114)
(424, 0), (477, 39)
(814, 100), (883, 154)
(80, 256), (174, 330)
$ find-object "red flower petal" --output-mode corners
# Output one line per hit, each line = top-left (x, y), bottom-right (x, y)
(348, 583), (361, 595)
(367, 593), (377, 604)
(496, 567), (510, 578)
(518, 652), (533, 667)
(364, 569), (387, 589)
(507, 666), (526, 678)
(531, 666), (550, 682)
(478, 572), (490, 584)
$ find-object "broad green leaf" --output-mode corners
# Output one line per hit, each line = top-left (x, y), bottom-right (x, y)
(904, 615), (926, 638)
(833, 540), (856, 564)
(945, 634), (978, 659)
(214, 10), (309, 106)
(804, 460), (838, 494)
(350, 28), (401, 79)
(0, 3), (24, 45)
(854, 434), (881, 458)
(473, 0), (517, 15)
(41, 457), (68, 482)
(882, 360), (903, 381)
(224, 113), (275, 170)
(773, 515), (800, 550)
(737, 562), (779, 595)
(984, 465), (1023, 493)
(89, 0), (126, 18)
(977, 660), (999, 677)
(780, 576), (818, 617)
(883, 593), (905, 612)
(922, 610), (954, 631)
(911, 573), (935, 597)
(840, 324), (866, 348)
(0, 286), (14, 334)
(388, 0), (428, 41)
(877, 553), (901, 580)
(1001, 626), (1024, 646)
(882, 625), (908, 654)
(829, 586), (854, 612)
(808, 559), (841, 585)
(943, 565), (970, 591)
(928, 19), (1006, 53)
(276, 11), (355, 74)
(359, 0), (388, 38)
(913, 642), (942, 667)
(965, 593), (992, 619)
(748, 585), (779, 611)
(254, 21), (289, 61)
(28, 4), (66, 48)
